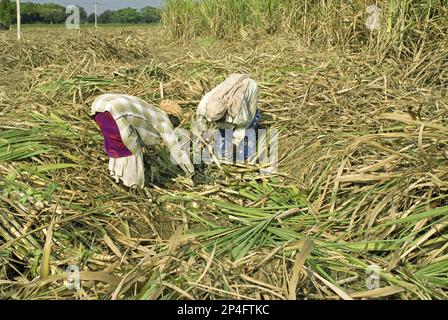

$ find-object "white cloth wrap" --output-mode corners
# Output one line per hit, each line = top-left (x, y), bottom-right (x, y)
(197, 78), (259, 145)
(108, 150), (145, 188)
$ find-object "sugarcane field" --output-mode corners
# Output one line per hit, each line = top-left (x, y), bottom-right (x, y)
(0, 0), (447, 301)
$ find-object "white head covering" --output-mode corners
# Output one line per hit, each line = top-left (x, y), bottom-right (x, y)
(205, 74), (250, 121)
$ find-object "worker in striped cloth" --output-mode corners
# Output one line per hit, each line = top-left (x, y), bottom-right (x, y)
(91, 94), (194, 189)
(196, 74), (260, 161)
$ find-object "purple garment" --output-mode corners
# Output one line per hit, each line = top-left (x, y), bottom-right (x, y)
(94, 112), (133, 158)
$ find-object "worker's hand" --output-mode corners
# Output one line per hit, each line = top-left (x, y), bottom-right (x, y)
(192, 174), (203, 185)
(184, 177), (195, 187)
(174, 176), (195, 187)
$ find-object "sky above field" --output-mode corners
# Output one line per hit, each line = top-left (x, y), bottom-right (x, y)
(23, 0), (163, 14)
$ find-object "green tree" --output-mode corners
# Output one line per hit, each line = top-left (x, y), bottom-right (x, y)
(0, 0), (13, 29)
(38, 3), (66, 24)
(112, 8), (142, 24)
(78, 6), (87, 24)
(141, 6), (161, 24)
(98, 10), (113, 23)
(21, 3), (40, 24)
(87, 13), (95, 24)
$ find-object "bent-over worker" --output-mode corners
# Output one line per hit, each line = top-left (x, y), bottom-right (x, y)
(196, 74), (260, 161)
(91, 94), (194, 188)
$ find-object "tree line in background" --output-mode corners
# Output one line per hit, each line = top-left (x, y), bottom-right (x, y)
(0, 0), (161, 29)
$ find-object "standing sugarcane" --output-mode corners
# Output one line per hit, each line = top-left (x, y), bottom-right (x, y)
(16, 0), (21, 40)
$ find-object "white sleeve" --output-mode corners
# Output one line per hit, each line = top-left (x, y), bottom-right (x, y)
(231, 80), (259, 145)
(233, 79), (259, 127)
(158, 123), (195, 177)
(196, 93), (211, 131)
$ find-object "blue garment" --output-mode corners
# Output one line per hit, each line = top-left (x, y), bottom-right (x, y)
(216, 108), (261, 161)
(250, 108), (261, 130)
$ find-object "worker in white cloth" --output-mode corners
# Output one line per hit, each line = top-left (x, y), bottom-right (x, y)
(195, 74), (260, 162)
(91, 94), (195, 189)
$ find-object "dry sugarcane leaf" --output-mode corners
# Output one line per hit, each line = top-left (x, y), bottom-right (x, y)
(288, 238), (314, 300)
